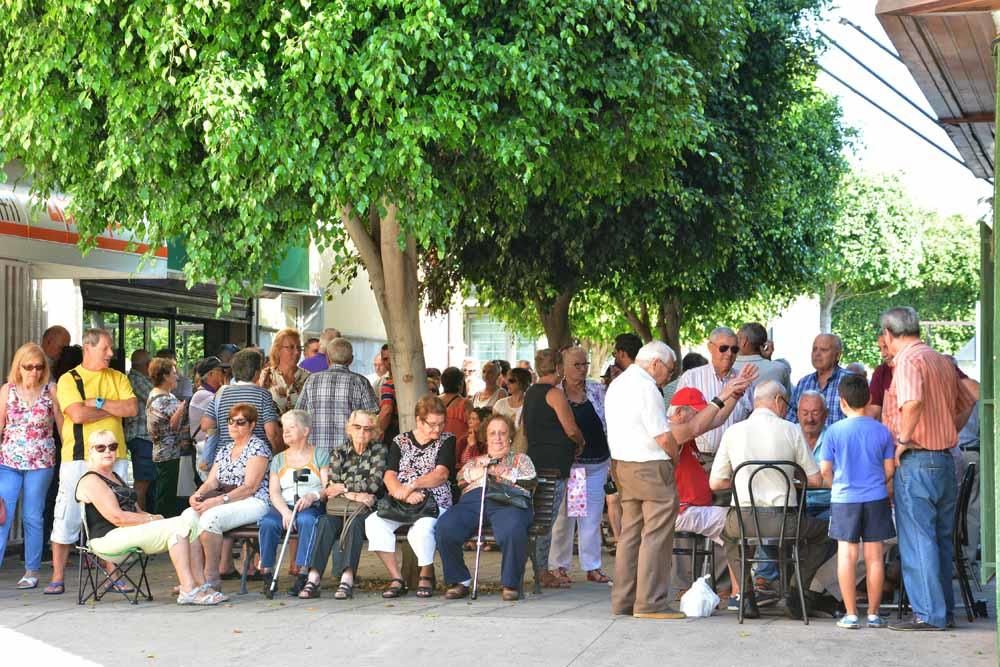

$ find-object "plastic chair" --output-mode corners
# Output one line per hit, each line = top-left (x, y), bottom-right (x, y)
(730, 460), (809, 625)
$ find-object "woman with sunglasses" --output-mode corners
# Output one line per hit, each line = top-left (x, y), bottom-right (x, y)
(493, 367), (531, 453)
(75, 429), (224, 605)
(0, 343), (63, 590)
(259, 328), (310, 415)
(189, 402), (270, 590)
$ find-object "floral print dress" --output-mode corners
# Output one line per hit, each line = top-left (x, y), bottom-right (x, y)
(1, 383), (56, 470)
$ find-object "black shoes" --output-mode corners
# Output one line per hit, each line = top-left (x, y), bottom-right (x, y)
(784, 592), (808, 620)
(889, 620), (944, 631)
(288, 573), (308, 597)
(740, 592), (761, 619)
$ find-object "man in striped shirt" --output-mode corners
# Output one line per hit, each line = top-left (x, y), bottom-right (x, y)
(880, 307), (975, 631)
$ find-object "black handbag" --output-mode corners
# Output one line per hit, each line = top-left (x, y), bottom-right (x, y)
(376, 492), (438, 524)
(485, 478), (532, 510)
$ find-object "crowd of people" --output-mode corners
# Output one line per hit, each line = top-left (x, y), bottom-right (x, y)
(0, 307), (980, 629)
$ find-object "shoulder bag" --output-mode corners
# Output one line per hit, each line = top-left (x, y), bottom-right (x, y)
(485, 478), (532, 510)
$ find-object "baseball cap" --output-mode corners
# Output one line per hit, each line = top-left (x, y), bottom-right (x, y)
(195, 356), (230, 376)
(670, 387), (708, 411)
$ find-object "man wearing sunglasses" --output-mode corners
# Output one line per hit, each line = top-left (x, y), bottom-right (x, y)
(676, 327), (753, 473)
(48, 328), (138, 595)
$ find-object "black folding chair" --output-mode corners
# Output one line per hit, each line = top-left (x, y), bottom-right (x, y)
(730, 460), (809, 625)
(673, 532), (717, 589)
(76, 502), (152, 605)
(954, 462), (987, 621)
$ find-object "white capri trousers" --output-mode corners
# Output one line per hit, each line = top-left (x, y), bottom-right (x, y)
(53, 459), (130, 545)
(198, 497), (268, 535)
(89, 508), (201, 563)
(549, 460), (609, 572)
(365, 509), (443, 567)
(674, 505), (728, 545)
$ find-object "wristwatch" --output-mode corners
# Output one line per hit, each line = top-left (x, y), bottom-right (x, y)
(95, 397), (106, 409)
(222, 494), (230, 504)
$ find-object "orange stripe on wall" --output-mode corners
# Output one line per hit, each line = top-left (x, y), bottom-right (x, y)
(0, 220), (168, 258)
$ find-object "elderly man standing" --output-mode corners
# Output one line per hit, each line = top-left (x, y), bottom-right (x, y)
(880, 307), (975, 631)
(300, 327), (342, 373)
(676, 327), (753, 471)
(48, 328), (138, 595)
(710, 380), (832, 619)
(606, 341), (754, 619)
(733, 322), (790, 394)
(124, 349), (155, 510)
(787, 334), (846, 426)
(296, 338), (378, 454)
(41, 325), (71, 371)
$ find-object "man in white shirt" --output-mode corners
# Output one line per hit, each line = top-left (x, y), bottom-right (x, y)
(677, 327), (753, 469)
(709, 380), (832, 620)
(606, 341), (754, 619)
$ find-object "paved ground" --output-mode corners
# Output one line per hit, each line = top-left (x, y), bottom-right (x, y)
(0, 550), (996, 666)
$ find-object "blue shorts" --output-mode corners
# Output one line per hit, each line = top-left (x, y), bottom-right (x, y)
(828, 498), (895, 543)
(127, 437), (156, 481)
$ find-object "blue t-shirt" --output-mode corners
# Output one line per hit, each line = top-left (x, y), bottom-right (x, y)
(820, 416), (895, 503)
(806, 434), (830, 511)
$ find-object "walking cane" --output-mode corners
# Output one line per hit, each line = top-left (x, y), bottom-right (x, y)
(471, 459), (499, 600)
(267, 468), (309, 599)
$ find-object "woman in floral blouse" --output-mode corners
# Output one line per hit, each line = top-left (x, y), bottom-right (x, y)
(259, 328), (310, 415)
(298, 410), (386, 599)
(146, 357), (192, 518)
(0, 342), (63, 589)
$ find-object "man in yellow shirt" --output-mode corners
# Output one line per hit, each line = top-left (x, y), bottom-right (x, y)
(45, 328), (137, 595)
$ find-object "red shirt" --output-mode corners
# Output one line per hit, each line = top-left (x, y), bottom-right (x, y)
(675, 440), (713, 512)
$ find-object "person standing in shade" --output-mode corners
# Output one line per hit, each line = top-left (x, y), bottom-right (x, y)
(300, 328), (341, 373)
(125, 349), (155, 510)
(880, 307), (975, 631)
(606, 341), (754, 619)
(787, 334), (847, 427)
(733, 322), (790, 395)
(146, 357), (191, 517)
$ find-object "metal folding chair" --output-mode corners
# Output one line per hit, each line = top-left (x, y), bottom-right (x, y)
(673, 532), (717, 589)
(954, 462), (987, 621)
(730, 460), (809, 625)
(76, 502), (152, 605)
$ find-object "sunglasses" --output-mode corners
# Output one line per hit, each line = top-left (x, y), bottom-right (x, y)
(228, 418), (251, 426)
(716, 344), (739, 354)
(21, 364), (45, 372)
(92, 443), (119, 453)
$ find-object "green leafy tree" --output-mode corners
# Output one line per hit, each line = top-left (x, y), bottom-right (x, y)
(1, 0), (746, 427)
(816, 171), (922, 332)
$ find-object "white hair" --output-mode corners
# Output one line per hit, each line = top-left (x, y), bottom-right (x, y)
(753, 380), (788, 406)
(635, 341), (676, 366)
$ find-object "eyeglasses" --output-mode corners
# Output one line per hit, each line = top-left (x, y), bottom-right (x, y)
(21, 364), (45, 372)
(421, 418), (446, 430)
(92, 443), (118, 453)
(506, 376), (518, 385)
(716, 345), (739, 354)
(572, 362), (590, 369)
(228, 417), (251, 426)
(350, 424), (377, 432)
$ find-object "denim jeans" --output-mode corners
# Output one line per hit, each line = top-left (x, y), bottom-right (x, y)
(0, 465), (56, 571)
(755, 504), (830, 583)
(895, 449), (957, 628)
(258, 505), (322, 569)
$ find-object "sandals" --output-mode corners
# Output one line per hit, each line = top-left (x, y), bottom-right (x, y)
(586, 569), (612, 585)
(382, 578), (408, 599)
(333, 582), (354, 600)
(416, 575), (435, 598)
(177, 587), (226, 606)
(16, 575), (39, 590)
(43, 581), (65, 595)
(540, 570), (571, 589)
(444, 583), (469, 600)
(298, 581), (321, 599)
(556, 567), (573, 585)
(501, 587), (520, 602)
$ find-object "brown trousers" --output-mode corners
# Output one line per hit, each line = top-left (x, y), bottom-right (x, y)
(610, 459), (678, 615)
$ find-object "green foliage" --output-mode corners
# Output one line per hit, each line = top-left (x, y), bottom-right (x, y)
(833, 214), (980, 367)
(2, 0), (738, 308)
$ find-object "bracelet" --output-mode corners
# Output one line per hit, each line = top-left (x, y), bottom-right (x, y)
(710, 397), (726, 410)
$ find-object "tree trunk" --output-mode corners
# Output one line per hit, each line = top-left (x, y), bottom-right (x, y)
(581, 338), (614, 378)
(621, 301), (653, 343)
(656, 295), (682, 363)
(340, 204), (428, 433)
(820, 282), (838, 334)
(536, 288), (575, 349)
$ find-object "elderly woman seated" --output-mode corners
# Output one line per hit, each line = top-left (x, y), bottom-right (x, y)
(365, 395), (456, 598)
(189, 402), (271, 591)
(299, 409), (387, 599)
(435, 413), (536, 601)
(258, 410), (329, 595)
(75, 430), (224, 605)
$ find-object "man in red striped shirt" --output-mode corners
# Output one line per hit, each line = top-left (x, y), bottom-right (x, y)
(880, 307), (975, 631)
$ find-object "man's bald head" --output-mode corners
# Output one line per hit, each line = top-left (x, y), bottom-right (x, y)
(41, 325), (71, 361)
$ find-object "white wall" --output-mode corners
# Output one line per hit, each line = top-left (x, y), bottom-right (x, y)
(767, 296), (820, 383)
(37, 278), (83, 344)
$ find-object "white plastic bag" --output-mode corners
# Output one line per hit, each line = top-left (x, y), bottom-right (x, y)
(678, 575), (720, 618)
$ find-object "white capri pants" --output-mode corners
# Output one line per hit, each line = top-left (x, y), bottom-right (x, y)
(198, 497), (268, 535)
(674, 505), (728, 545)
(549, 460), (609, 572)
(365, 509), (443, 567)
(53, 459), (130, 545)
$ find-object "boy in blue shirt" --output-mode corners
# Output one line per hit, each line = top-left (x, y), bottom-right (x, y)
(820, 374), (896, 629)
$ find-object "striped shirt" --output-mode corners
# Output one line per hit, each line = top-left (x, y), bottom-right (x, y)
(676, 364), (752, 455)
(205, 382), (279, 451)
(295, 364), (378, 454)
(787, 366), (846, 426)
(882, 341), (975, 451)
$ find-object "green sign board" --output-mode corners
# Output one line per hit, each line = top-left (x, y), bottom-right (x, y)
(167, 238), (309, 292)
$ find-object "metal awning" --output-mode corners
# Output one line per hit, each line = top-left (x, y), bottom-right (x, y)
(876, 0), (999, 180)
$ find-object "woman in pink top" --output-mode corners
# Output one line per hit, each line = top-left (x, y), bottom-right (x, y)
(0, 342), (64, 589)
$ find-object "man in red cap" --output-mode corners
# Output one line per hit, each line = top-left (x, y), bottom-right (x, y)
(670, 387), (740, 609)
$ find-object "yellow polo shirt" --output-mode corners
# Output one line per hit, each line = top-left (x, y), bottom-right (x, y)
(56, 365), (135, 461)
